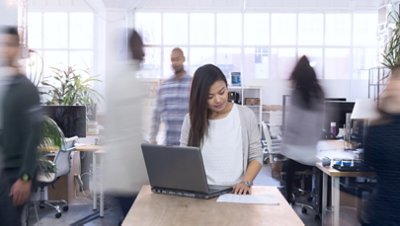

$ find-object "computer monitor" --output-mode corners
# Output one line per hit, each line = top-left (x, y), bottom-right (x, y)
(42, 106), (87, 137)
(325, 98), (346, 102)
(350, 119), (365, 147)
(323, 101), (355, 138)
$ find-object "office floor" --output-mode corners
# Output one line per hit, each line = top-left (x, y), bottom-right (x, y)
(28, 164), (359, 226)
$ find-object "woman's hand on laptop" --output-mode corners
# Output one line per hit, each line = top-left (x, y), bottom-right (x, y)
(232, 181), (252, 195)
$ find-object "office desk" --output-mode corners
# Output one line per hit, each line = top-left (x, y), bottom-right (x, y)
(122, 185), (304, 226)
(70, 145), (104, 226)
(75, 144), (103, 215)
(316, 140), (375, 226)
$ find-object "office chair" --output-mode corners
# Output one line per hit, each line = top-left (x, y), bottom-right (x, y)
(35, 136), (78, 218)
(261, 121), (282, 164)
(283, 158), (321, 221)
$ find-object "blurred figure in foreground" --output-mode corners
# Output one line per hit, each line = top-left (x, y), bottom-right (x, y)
(103, 29), (148, 222)
(180, 64), (263, 195)
(363, 75), (400, 225)
(149, 48), (191, 145)
(0, 26), (42, 226)
(281, 55), (325, 203)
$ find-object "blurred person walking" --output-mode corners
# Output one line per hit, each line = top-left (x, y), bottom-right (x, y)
(0, 26), (42, 226)
(103, 29), (149, 224)
(281, 55), (325, 203)
(362, 75), (400, 226)
(149, 48), (191, 145)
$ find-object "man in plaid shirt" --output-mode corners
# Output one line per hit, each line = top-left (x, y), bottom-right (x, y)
(149, 48), (192, 145)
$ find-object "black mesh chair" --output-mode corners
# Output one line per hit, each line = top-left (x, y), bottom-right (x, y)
(283, 159), (321, 221)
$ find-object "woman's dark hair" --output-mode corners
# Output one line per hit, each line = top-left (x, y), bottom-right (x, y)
(188, 64), (227, 147)
(290, 55), (324, 110)
(128, 29), (144, 61)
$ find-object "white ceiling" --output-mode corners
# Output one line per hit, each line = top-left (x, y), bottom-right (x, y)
(101, 0), (142, 9)
(28, 0), (381, 11)
(100, 0), (380, 11)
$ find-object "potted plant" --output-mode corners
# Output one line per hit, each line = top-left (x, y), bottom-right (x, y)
(37, 116), (64, 175)
(382, 8), (400, 76)
(40, 66), (102, 106)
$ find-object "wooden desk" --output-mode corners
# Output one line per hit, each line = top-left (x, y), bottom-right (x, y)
(74, 144), (104, 216)
(122, 185), (304, 226)
(75, 144), (101, 152)
(316, 140), (375, 226)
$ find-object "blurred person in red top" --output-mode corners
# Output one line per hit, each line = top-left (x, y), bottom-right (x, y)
(363, 75), (400, 226)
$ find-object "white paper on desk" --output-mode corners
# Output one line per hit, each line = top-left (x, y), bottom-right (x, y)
(317, 150), (356, 160)
(217, 194), (280, 205)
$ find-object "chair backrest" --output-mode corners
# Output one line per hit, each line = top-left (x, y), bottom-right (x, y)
(261, 121), (273, 153)
(53, 136), (78, 178)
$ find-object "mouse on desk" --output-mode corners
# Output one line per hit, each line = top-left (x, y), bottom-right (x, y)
(321, 157), (331, 167)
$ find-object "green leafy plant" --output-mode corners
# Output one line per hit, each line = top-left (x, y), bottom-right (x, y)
(382, 9), (400, 70)
(37, 116), (65, 174)
(41, 66), (102, 106)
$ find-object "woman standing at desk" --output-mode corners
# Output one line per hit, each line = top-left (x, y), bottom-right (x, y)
(281, 55), (325, 203)
(180, 64), (263, 195)
(363, 76), (400, 226)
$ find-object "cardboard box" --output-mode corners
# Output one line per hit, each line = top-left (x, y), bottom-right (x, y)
(245, 98), (260, 105)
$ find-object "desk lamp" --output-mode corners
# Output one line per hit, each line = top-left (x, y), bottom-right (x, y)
(350, 99), (380, 147)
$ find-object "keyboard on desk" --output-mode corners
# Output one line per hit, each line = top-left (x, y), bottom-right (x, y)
(332, 160), (374, 172)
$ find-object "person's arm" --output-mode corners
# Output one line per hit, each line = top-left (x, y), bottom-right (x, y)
(149, 87), (163, 144)
(179, 114), (190, 146)
(233, 107), (263, 195)
(12, 81), (42, 206)
(232, 160), (262, 195)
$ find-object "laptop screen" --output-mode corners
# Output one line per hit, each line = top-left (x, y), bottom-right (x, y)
(141, 144), (210, 193)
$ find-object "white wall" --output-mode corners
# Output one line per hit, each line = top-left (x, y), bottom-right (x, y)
(0, 0), (18, 26)
(247, 78), (369, 105)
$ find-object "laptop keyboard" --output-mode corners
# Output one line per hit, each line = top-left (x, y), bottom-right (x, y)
(208, 185), (232, 193)
(332, 160), (374, 172)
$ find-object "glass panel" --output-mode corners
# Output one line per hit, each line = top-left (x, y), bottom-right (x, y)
(216, 47), (241, 78)
(325, 14), (351, 45)
(298, 14), (323, 46)
(271, 13), (296, 45)
(324, 48), (351, 79)
(163, 13), (188, 45)
(138, 47), (162, 78)
(70, 12), (93, 49)
(270, 48), (296, 79)
(43, 50), (68, 78)
(135, 13), (162, 45)
(353, 13), (379, 46)
(162, 47), (188, 78)
(43, 13), (68, 49)
(190, 13), (215, 45)
(244, 47), (269, 79)
(297, 48), (323, 78)
(244, 13), (269, 45)
(189, 47), (215, 75)
(27, 12), (42, 49)
(353, 47), (379, 79)
(69, 51), (93, 71)
(216, 13), (242, 45)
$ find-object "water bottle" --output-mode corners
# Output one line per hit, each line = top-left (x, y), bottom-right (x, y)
(330, 122), (337, 139)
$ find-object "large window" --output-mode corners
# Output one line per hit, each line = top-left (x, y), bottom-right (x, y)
(27, 12), (94, 78)
(135, 11), (379, 81)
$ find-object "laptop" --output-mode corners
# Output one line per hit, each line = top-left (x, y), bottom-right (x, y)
(141, 143), (232, 199)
